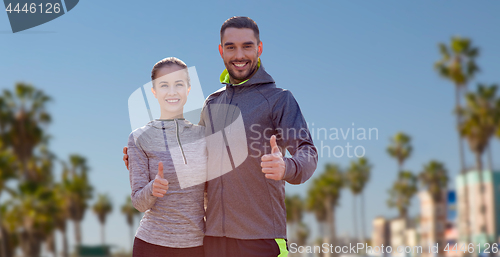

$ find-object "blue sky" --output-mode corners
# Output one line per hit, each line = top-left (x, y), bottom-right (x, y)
(1, 0), (500, 252)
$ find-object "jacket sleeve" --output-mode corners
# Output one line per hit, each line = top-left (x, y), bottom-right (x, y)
(272, 90), (318, 185)
(128, 133), (157, 212)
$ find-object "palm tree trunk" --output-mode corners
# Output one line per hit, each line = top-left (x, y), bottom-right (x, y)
(361, 192), (367, 244)
(47, 231), (56, 257)
(62, 227), (69, 257)
(352, 194), (358, 241)
(456, 86), (471, 246)
(487, 144), (493, 171)
(129, 225), (133, 244)
(101, 223), (105, 245)
(74, 220), (81, 246)
(475, 152), (488, 235)
(0, 213), (7, 257)
(325, 199), (336, 257)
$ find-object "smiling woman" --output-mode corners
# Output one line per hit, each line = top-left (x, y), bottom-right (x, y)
(150, 57), (191, 120)
(127, 57), (206, 257)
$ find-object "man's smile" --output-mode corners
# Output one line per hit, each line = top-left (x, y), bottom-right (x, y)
(232, 61), (249, 70)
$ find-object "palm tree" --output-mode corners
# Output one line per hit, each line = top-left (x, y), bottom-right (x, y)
(435, 36), (479, 244)
(121, 196), (140, 243)
(7, 183), (58, 257)
(419, 161), (449, 202)
(387, 132), (412, 172)
(458, 83), (500, 237)
(62, 155), (93, 247)
(53, 183), (71, 257)
(346, 157), (372, 243)
(1, 83), (51, 182)
(387, 170), (418, 219)
(0, 144), (16, 257)
(296, 222), (310, 246)
(306, 164), (344, 251)
(419, 160), (448, 255)
(306, 185), (327, 245)
(93, 193), (113, 245)
(285, 195), (304, 244)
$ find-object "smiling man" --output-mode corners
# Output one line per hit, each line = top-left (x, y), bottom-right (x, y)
(199, 16), (318, 257)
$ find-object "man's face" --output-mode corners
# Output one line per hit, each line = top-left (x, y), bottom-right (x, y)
(219, 27), (263, 84)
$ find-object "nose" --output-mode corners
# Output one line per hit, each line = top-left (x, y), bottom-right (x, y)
(235, 47), (245, 60)
(167, 85), (177, 96)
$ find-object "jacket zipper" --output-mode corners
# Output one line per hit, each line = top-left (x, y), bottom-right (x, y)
(174, 119), (187, 164)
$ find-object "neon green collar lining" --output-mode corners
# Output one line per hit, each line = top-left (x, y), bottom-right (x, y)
(220, 58), (261, 85)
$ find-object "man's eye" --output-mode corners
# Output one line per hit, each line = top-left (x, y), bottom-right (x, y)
(227, 46), (234, 50)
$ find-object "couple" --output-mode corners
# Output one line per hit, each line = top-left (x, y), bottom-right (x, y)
(123, 16), (318, 257)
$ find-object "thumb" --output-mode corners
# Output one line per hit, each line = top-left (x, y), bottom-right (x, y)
(270, 135), (280, 154)
(157, 162), (164, 179)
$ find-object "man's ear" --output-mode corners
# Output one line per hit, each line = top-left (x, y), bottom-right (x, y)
(258, 41), (263, 57)
(219, 44), (224, 58)
(151, 86), (157, 99)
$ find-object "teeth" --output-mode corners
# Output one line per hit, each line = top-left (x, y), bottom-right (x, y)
(234, 63), (246, 67)
(167, 99), (179, 103)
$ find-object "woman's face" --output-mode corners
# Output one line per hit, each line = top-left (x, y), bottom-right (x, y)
(151, 65), (191, 119)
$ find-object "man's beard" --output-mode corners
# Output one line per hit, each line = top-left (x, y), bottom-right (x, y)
(225, 57), (259, 83)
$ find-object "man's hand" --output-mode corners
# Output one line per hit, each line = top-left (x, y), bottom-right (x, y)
(152, 162), (169, 198)
(123, 147), (129, 170)
(261, 135), (285, 180)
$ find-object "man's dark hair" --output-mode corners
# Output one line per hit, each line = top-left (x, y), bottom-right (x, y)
(220, 16), (260, 44)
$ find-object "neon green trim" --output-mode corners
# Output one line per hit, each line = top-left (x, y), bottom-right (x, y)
(219, 58), (261, 85)
(275, 239), (288, 257)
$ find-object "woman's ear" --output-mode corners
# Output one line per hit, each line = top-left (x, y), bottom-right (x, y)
(151, 86), (157, 98)
(187, 86), (191, 96)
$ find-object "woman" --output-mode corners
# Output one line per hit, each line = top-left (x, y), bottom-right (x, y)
(127, 57), (206, 257)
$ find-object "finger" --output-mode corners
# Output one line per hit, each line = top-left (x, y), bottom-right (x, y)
(125, 160), (129, 170)
(261, 167), (276, 174)
(261, 161), (277, 168)
(261, 154), (278, 162)
(123, 146), (128, 154)
(270, 135), (279, 154)
(154, 188), (167, 195)
(265, 173), (280, 180)
(155, 175), (169, 185)
(158, 162), (164, 179)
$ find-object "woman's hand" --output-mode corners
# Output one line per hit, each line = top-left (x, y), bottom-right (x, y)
(152, 162), (169, 197)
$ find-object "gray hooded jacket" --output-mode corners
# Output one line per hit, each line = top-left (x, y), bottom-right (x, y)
(200, 61), (318, 240)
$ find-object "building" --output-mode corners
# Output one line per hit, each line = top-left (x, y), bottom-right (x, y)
(390, 218), (407, 257)
(456, 170), (500, 252)
(419, 190), (448, 257)
(371, 217), (390, 256)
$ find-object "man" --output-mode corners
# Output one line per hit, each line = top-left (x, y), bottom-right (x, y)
(124, 16), (318, 257)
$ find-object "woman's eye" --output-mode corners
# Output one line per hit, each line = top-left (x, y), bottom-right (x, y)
(161, 84), (168, 87)
(176, 83), (183, 87)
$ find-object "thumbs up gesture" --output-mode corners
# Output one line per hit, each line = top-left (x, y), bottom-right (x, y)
(152, 162), (169, 198)
(261, 135), (286, 181)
